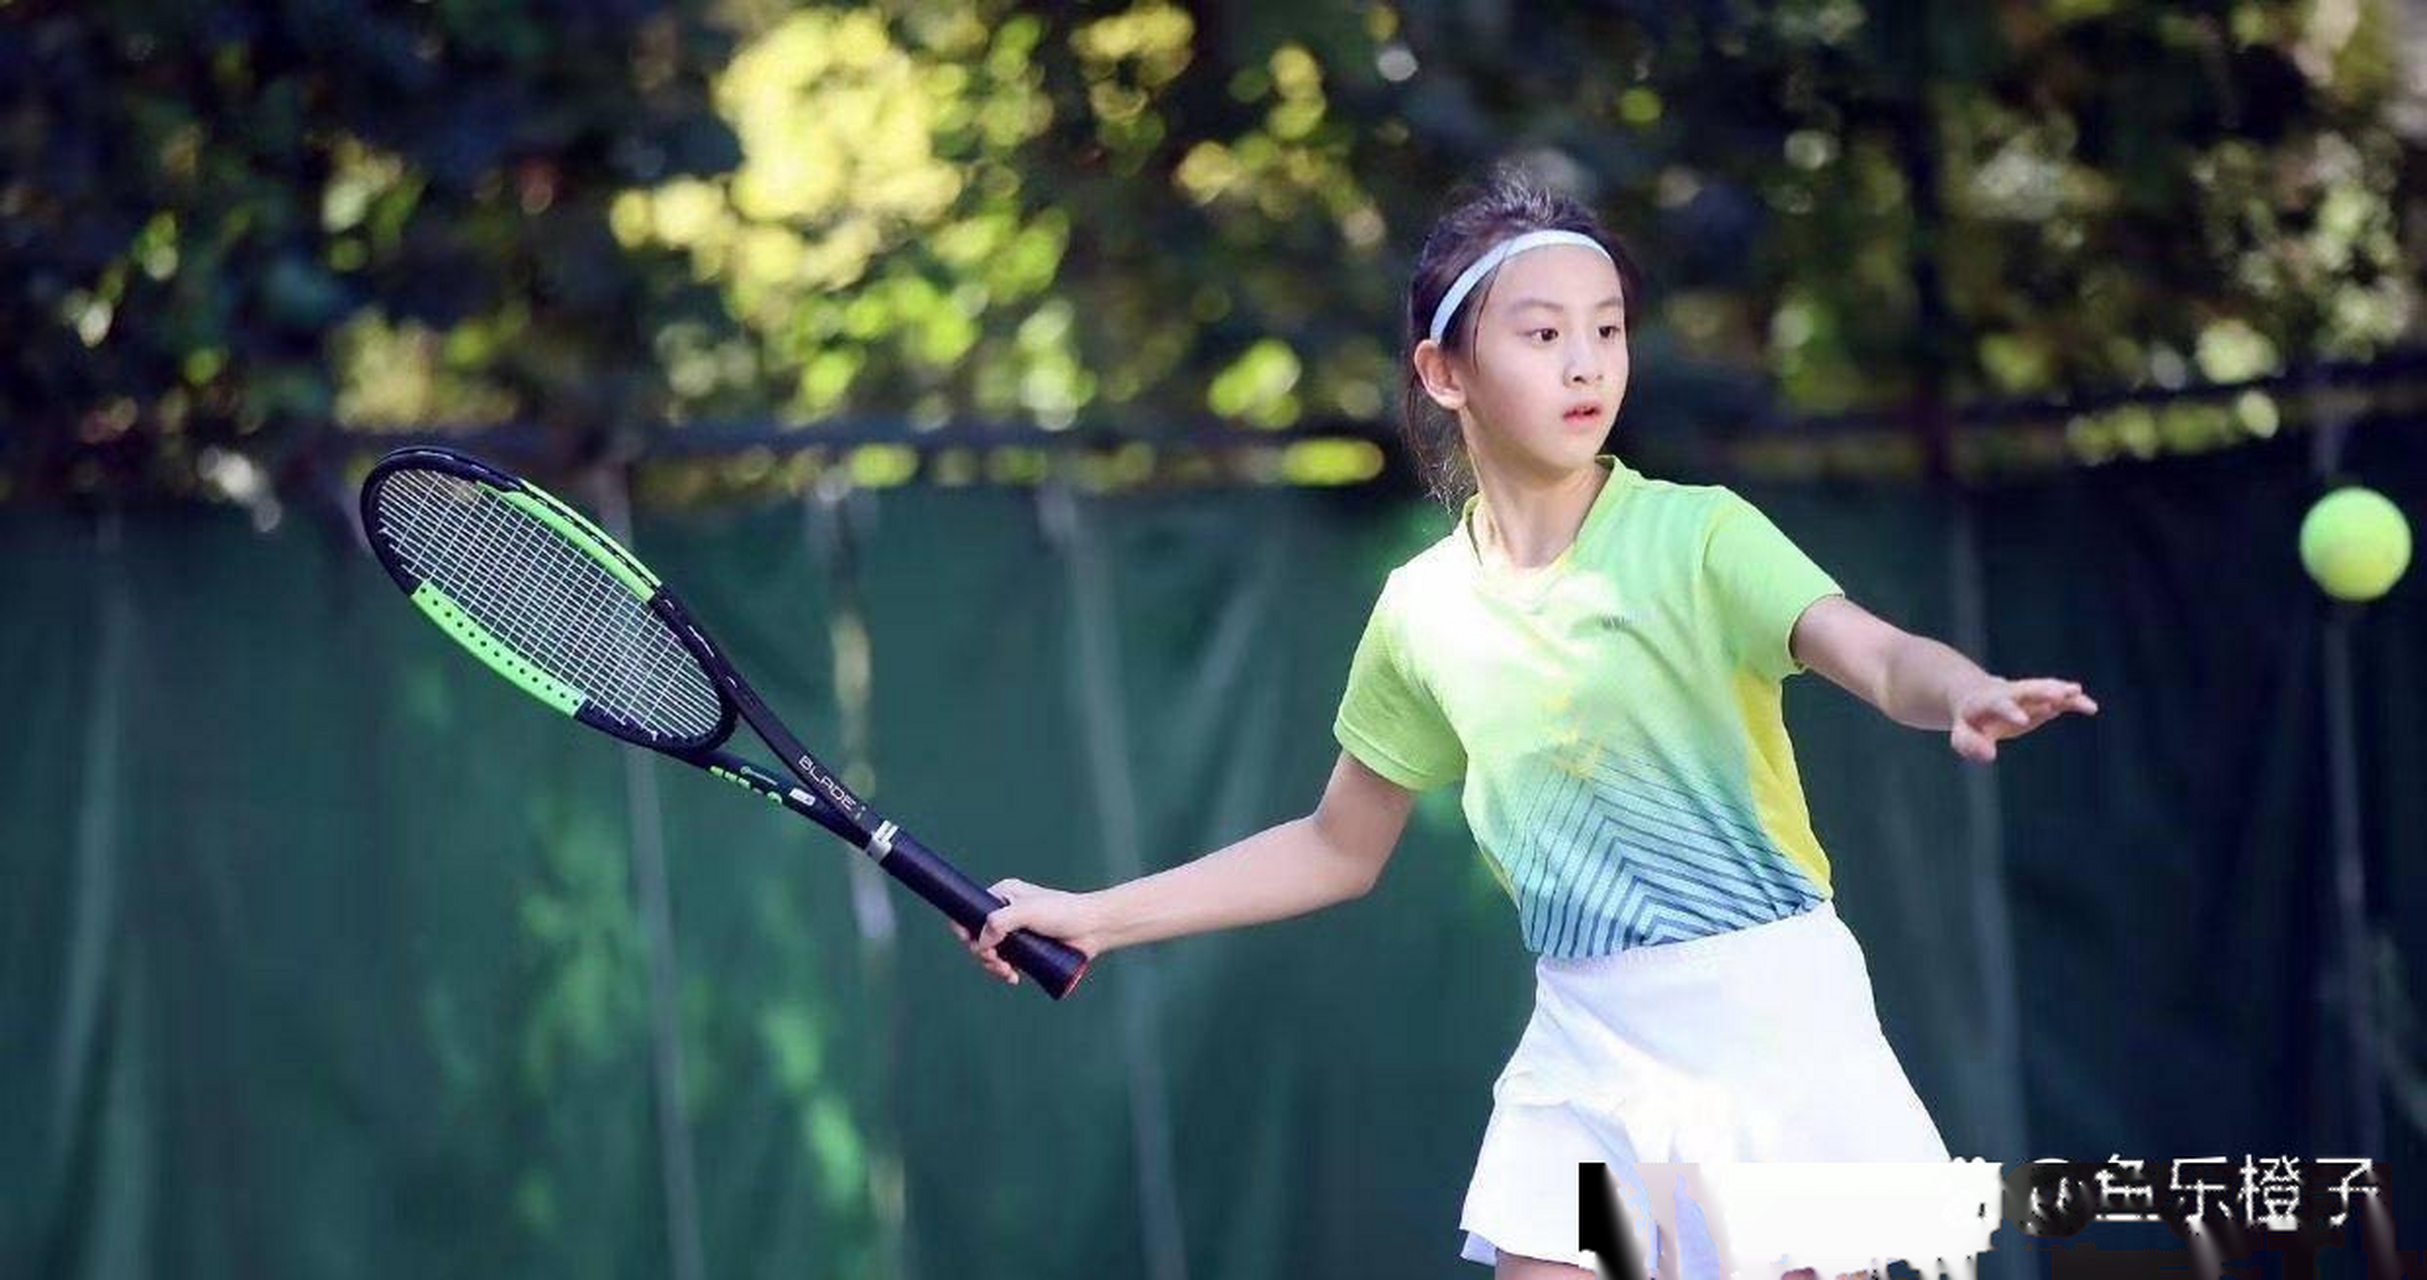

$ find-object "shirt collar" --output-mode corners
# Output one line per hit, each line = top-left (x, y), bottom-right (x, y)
(1460, 454), (1637, 563)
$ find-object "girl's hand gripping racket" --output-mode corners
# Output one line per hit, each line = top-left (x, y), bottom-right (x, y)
(358, 446), (1090, 999)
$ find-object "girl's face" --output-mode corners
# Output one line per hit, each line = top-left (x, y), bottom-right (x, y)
(1417, 243), (1629, 483)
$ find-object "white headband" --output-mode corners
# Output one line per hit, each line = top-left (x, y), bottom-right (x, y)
(1426, 229), (1614, 346)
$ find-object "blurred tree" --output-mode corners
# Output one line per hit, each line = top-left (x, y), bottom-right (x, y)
(1, 0), (739, 503)
(619, 0), (2422, 469)
(4, 0), (2422, 500)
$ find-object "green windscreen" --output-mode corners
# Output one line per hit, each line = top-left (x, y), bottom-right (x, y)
(7, 424), (2424, 1277)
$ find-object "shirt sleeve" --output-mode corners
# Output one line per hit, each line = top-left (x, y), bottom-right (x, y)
(1702, 490), (1844, 682)
(1332, 574), (1466, 792)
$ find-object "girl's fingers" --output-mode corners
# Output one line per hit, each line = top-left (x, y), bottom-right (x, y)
(1951, 679), (2098, 766)
(974, 906), (1007, 953)
(961, 928), (1020, 986)
(1950, 721), (1995, 762)
(977, 881), (1040, 951)
(936, 899), (1027, 985)
(977, 899), (1041, 957)
(2024, 679), (2099, 714)
(965, 878), (1076, 986)
(1966, 701), (2025, 739)
(951, 908), (1021, 983)
(2016, 690), (2099, 719)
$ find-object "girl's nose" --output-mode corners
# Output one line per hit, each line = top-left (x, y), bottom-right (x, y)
(1565, 338), (1604, 384)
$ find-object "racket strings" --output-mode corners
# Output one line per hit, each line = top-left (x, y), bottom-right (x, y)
(378, 474), (705, 730)
(371, 468), (724, 744)
(381, 474), (715, 735)
(379, 473), (719, 738)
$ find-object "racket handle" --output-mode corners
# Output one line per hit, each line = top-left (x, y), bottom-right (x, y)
(882, 829), (1091, 1001)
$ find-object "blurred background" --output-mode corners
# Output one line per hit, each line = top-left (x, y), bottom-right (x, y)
(5, 0), (2426, 1275)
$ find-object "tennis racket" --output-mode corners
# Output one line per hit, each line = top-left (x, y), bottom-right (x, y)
(358, 445), (1090, 1000)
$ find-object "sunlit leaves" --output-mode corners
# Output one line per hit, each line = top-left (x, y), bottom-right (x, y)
(614, 4), (1077, 425)
(1207, 338), (1303, 428)
(1072, 2), (1194, 161)
(625, 2), (1413, 440)
(12, 0), (2426, 497)
(334, 311), (525, 429)
(723, 11), (967, 229)
(4, 0), (738, 499)
(1279, 436), (1386, 484)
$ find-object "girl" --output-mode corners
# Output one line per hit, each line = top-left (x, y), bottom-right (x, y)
(958, 168), (2096, 1278)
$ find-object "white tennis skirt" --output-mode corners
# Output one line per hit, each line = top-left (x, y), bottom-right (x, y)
(1458, 898), (1972, 1275)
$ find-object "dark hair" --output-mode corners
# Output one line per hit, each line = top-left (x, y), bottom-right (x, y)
(1400, 165), (1644, 507)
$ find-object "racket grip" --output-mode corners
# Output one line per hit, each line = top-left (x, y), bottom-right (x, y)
(882, 829), (1091, 1001)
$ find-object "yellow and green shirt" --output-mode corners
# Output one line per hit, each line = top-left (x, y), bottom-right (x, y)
(1334, 455), (1844, 958)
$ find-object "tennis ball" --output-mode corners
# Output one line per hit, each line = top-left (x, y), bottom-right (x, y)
(2299, 486), (2412, 602)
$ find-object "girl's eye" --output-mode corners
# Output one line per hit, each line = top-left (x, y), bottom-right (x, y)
(1531, 328), (1558, 343)
(1599, 325), (1623, 340)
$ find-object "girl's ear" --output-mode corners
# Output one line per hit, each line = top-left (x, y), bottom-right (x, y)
(1412, 339), (1467, 412)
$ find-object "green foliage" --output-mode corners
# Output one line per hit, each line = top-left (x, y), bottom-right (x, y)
(5, 0), (2422, 499)
(3, 0), (739, 498)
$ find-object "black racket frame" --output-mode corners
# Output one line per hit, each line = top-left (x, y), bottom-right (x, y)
(362, 446), (1089, 1000)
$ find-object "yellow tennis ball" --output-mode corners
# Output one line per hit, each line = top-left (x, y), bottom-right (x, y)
(2300, 486), (2412, 602)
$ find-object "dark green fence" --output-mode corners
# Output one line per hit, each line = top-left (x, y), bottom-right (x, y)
(8, 423), (2423, 1277)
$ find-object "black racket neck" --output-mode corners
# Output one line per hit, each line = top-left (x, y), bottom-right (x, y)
(649, 589), (877, 845)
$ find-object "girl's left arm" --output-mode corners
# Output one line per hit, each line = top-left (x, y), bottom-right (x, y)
(1789, 596), (2099, 763)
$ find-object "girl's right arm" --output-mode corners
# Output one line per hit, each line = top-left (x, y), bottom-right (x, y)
(957, 751), (1416, 985)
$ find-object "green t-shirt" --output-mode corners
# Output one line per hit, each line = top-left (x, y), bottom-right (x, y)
(1333, 455), (1844, 958)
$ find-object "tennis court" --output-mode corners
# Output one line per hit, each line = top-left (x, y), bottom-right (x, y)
(7, 3), (2425, 1277)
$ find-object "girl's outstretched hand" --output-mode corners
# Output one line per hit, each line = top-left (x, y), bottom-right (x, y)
(1949, 677), (2098, 763)
(953, 879), (1107, 987)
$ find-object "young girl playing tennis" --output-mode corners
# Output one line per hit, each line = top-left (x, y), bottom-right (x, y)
(957, 169), (2096, 1278)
